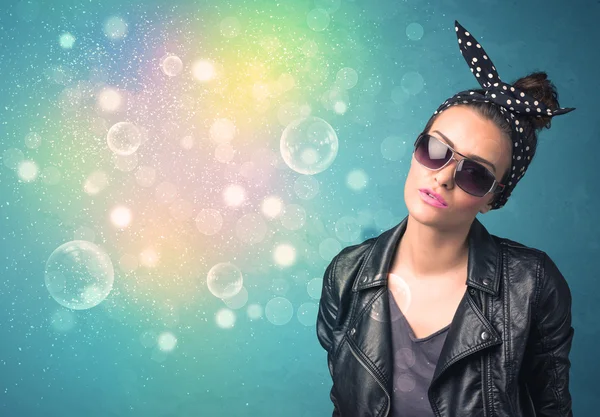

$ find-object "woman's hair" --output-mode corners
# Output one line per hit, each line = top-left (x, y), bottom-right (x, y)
(422, 71), (563, 207)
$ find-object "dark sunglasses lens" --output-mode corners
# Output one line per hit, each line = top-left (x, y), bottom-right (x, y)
(455, 159), (495, 196)
(415, 134), (494, 197)
(414, 135), (452, 169)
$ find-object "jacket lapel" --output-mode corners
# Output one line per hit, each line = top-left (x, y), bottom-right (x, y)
(350, 215), (503, 395)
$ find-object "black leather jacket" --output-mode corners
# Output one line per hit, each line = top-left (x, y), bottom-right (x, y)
(316, 215), (574, 417)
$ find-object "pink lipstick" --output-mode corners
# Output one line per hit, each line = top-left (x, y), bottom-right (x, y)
(419, 189), (448, 208)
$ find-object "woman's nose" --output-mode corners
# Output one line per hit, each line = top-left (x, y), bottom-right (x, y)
(435, 157), (458, 189)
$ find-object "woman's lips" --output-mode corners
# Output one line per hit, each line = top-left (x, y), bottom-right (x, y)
(419, 190), (448, 208)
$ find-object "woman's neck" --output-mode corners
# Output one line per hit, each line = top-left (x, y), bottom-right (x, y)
(393, 215), (470, 280)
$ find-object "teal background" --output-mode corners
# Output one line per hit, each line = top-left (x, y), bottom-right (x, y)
(1, 0), (598, 416)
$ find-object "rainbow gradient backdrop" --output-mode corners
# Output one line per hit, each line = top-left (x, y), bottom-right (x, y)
(1, 0), (598, 416)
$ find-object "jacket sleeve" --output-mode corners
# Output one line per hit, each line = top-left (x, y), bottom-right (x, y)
(316, 255), (342, 417)
(525, 252), (575, 417)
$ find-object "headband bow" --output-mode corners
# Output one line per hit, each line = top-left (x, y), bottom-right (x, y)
(432, 20), (575, 209)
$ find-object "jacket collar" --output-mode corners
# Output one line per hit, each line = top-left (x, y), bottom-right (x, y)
(346, 214), (503, 397)
(352, 214), (501, 296)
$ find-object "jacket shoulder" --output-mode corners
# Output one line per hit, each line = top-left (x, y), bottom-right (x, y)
(488, 235), (549, 290)
(493, 235), (569, 298)
(329, 237), (377, 293)
(495, 235), (546, 260)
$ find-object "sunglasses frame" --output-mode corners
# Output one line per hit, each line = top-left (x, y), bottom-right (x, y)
(413, 132), (505, 197)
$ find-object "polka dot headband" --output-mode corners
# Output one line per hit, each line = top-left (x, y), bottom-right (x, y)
(432, 20), (576, 209)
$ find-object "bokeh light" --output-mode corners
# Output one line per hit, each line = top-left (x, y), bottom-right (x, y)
(157, 332), (178, 352)
(192, 59), (216, 82)
(110, 205), (132, 229)
(406, 22), (424, 41)
(273, 243), (296, 267)
(265, 297), (293, 325)
(98, 88), (122, 112)
(59, 32), (75, 49)
(307, 9), (330, 32)
(84, 170), (109, 195)
(195, 209), (224, 235)
(215, 308), (236, 329)
(223, 184), (246, 207)
(261, 195), (283, 218)
(104, 16), (128, 40)
(24, 132), (42, 149)
(17, 160), (39, 182)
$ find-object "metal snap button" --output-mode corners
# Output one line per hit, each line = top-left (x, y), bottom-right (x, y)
(482, 279), (490, 286)
(469, 288), (476, 295)
(480, 331), (489, 340)
(349, 328), (356, 336)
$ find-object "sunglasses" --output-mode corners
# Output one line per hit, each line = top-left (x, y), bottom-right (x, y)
(413, 132), (505, 197)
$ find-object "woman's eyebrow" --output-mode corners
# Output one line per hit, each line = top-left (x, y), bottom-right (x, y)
(431, 130), (497, 173)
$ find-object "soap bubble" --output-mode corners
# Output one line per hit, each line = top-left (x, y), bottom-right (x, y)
(160, 54), (183, 77)
(280, 116), (338, 175)
(207, 262), (243, 299)
(44, 240), (114, 310)
(107, 122), (142, 155)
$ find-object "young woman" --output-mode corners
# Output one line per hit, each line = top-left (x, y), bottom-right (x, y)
(316, 21), (576, 417)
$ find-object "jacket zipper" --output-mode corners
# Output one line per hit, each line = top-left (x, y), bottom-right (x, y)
(347, 338), (391, 417)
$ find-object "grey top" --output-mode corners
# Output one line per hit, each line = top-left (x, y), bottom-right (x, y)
(388, 289), (449, 417)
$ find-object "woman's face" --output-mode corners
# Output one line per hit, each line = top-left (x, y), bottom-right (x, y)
(404, 105), (512, 230)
